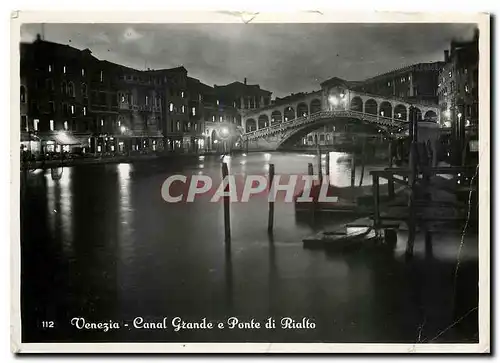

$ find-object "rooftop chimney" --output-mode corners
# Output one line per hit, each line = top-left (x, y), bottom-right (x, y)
(244, 78), (247, 85)
(444, 50), (450, 62)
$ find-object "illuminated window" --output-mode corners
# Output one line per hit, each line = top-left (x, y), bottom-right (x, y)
(20, 86), (26, 103)
(191, 107), (196, 116)
(118, 120), (121, 127)
(176, 121), (180, 131)
(217, 100), (220, 105)
(83, 107), (86, 116)
(48, 65), (52, 72)
(101, 119), (104, 126)
(64, 121), (68, 130)
(145, 96), (149, 105)
(181, 105), (185, 113)
(100, 71), (103, 82)
(63, 66), (66, 74)
(212, 115), (215, 122)
(219, 116), (222, 122)
(71, 105), (75, 114)
(34, 119), (39, 131)
(169, 103), (173, 112)
(181, 91), (185, 98)
(81, 68), (85, 76)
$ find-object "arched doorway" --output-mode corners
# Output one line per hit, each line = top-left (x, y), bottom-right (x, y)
(258, 114), (269, 129)
(424, 110), (438, 121)
(271, 110), (282, 124)
(364, 99), (378, 115)
(394, 104), (407, 120)
(246, 118), (256, 132)
(379, 101), (392, 118)
(350, 96), (363, 112)
(310, 99), (321, 113)
(284, 107), (295, 122)
(297, 102), (308, 118)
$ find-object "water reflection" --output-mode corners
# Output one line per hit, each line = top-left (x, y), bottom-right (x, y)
(46, 167), (73, 257)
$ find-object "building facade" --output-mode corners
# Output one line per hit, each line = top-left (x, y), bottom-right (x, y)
(20, 36), (165, 156)
(438, 30), (479, 138)
(352, 62), (444, 106)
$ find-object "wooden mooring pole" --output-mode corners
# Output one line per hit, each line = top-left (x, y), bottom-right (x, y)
(325, 151), (330, 179)
(268, 163), (275, 233)
(316, 144), (322, 184)
(221, 162), (231, 244)
(308, 162), (315, 222)
(350, 154), (356, 187)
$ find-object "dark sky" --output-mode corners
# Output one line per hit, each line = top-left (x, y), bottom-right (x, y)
(21, 23), (477, 98)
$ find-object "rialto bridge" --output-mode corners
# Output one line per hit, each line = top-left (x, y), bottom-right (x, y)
(240, 77), (440, 151)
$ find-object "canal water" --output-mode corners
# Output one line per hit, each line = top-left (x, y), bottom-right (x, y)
(20, 151), (478, 343)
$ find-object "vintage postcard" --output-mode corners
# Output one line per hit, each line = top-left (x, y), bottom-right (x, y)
(11, 11), (490, 353)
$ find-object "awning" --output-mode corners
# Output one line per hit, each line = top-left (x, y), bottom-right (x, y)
(53, 132), (83, 146)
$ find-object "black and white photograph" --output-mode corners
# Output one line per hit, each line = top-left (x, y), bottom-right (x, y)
(12, 11), (490, 353)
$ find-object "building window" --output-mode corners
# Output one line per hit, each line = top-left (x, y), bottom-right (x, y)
(83, 106), (87, 116)
(199, 94), (202, 101)
(50, 120), (54, 131)
(449, 71), (452, 78)
(46, 79), (54, 91)
(169, 103), (174, 112)
(219, 116), (222, 122)
(68, 82), (75, 97)
(49, 101), (55, 113)
(61, 81), (67, 95)
(145, 96), (149, 105)
(118, 120), (121, 127)
(194, 123), (198, 131)
(71, 105), (75, 114)
(181, 91), (185, 98)
(81, 68), (85, 77)
(20, 86), (26, 103)
(191, 107), (196, 116)
(387, 82), (391, 87)
(465, 84), (469, 93)
(100, 71), (103, 82)
(63, 65), (66, 74)
(181, 105), (185, 113)
(64, 121), (68, 130)
(48, 64), (52, 73)
(34, 119), (39, 131)
(212, 115), (215, 122)
(217, 100), (220, 105)
(82, 83), (88, 97)
(176, 121), (180, 131)
(101, 119), (104, 126)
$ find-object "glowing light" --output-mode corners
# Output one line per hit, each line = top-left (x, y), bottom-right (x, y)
(214, 140), (218, 144)
(444, 110), (451, 119)
(264, 153), (271, 161)
(221, 127), (229, 136)
(328, 95), (339, 106)
(457, 112), (462, 118)
(120, 125), (127, 133)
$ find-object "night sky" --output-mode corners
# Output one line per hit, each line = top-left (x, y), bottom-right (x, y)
(21, 23), (477, 98)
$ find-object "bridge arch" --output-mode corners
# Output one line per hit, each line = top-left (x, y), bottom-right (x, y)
(310, 99), (321, 113)
(424, 110), (438, 121)
(364, 99), (378, 115)
(246, 118), (256, 132)
(258, 114), (269, 129)
(276, 115), (390, 149)
(271, 110), (282, 124)
(297, 102), (309, 117)
(284, 106), (295, 122)
(413, 107), (423, 121)
(394, 104), (407, 120)
(379, 101), (392, 118)
(350, 96), (363, 112)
